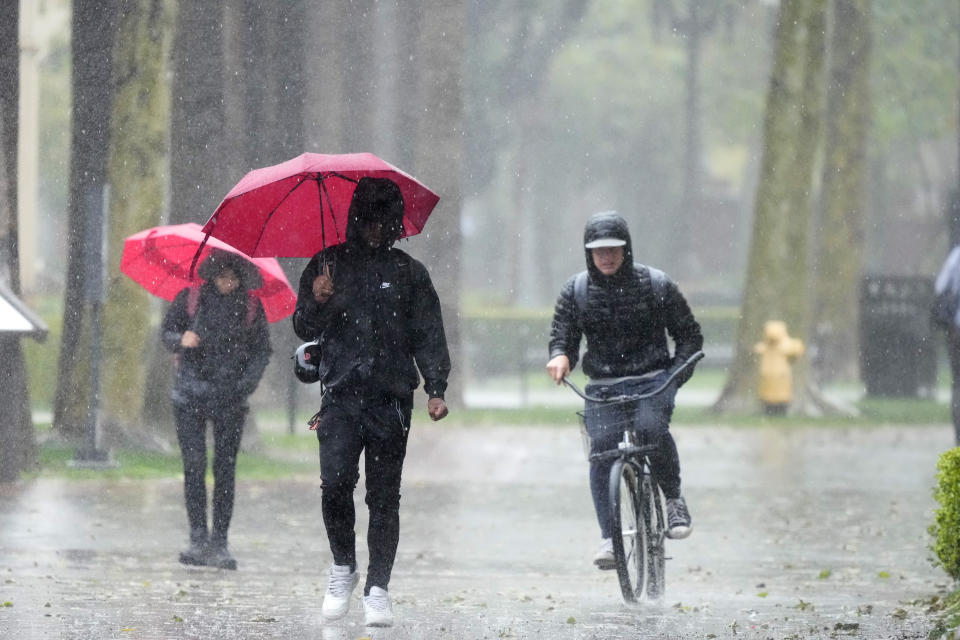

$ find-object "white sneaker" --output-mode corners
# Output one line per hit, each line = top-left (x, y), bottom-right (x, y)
(363, 586), (394, 627)
(321, 564), (359, 620)
(593, 537), (615, 570)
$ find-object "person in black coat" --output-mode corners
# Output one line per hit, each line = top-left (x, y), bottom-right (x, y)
(292, 177), (451, 627)
(161, 249), (271, 570)
(933, 244), (960, 444)
(547, 211), (703, 570)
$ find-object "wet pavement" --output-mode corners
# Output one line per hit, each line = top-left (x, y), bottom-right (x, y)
(0, 422), (955, 639)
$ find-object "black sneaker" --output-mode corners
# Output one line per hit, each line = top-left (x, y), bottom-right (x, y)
(178, 529), (208, 566)
(665, 496), (692, 539)
(205, 541), (237, 570)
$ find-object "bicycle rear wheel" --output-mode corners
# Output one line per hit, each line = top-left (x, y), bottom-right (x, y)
(609, 459), (642, 602)
(640, 473), (666, 600)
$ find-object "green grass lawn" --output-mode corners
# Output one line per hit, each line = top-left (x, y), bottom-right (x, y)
(31, 442), (316, 481)
(427, 398), (950, 428)
(262, 392), (951, 432)
(26, 387), (951, 481)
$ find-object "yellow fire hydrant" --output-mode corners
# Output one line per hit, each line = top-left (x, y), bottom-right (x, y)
(753, 320), (805, 415)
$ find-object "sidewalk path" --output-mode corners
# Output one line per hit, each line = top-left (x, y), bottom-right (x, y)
(0, 423), (953, 639)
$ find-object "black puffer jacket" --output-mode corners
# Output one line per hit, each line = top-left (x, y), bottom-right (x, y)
(291, 212), (451, 401)
(549, 212), (703, 383)
(161, 279), (272, 410)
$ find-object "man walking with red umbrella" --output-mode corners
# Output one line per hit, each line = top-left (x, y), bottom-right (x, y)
(293, 177), (451, 627)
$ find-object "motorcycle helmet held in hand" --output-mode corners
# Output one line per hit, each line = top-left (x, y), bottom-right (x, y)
(293, 340), (321, 384)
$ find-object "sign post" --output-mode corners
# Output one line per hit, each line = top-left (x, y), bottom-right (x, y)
(70, 183), (115, 468)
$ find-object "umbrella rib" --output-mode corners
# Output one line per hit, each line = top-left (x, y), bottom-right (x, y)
(324, 171), (359, 185)
(318, 175), (345, 246)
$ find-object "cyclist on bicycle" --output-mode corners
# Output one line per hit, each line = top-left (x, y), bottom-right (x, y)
(547, 211), (703, 570)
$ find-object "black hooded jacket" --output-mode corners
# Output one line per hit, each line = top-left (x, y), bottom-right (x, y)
(291, 183), (451, 400)
(161, 252), (272, 409)
(549, 212), (703, 383)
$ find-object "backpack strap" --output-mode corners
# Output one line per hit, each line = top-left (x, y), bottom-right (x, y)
(186, 283), (202, 317)
(573, 266), (668, 314)
(245, 291), (259, 326)
(574, 270), (588, 312)
(647, 266), (668, 309)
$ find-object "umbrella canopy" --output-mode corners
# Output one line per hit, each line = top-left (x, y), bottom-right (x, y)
(198, 152), (440, 258)
(120, 223), (296, 323)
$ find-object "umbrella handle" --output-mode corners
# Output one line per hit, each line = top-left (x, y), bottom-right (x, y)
(319, 255), (335, 287)
(189, 232), (212, 280)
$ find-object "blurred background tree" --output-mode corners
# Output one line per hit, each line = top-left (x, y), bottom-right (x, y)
(812, 0), (872, 386)
(52, 0), (118, 442)
(0, 0), (37, 479)
(100, 0), (175, 441)
(714, 0), (827, 412)
(1, 0), (956, 445)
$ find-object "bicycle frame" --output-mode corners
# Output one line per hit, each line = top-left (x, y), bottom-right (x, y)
(562, 350), (702, 602)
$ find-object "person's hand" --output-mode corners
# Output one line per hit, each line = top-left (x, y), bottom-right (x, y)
(427, 397), (448, 421)
(180, 330), (200, 349)
(236, 378), (257, 398)
(546, 354), (570, 384)
(312, 263), (334, 303)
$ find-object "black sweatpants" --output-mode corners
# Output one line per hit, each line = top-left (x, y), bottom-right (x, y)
(174, 402), (247, 542)
(315, 393), (412, 594)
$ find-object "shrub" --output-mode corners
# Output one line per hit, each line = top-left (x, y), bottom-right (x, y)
(930, 447), (960, 580)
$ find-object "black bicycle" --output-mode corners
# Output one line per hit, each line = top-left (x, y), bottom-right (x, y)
(563, 351), (703, 603)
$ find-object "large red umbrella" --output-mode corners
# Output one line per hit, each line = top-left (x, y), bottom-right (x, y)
(197, 152), (440, 258)
(120, 223), (296, 323)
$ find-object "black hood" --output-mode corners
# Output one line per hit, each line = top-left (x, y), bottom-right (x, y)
(197, 248), (262, 291)
(344, 177), (405, 251)
(583, 211), (634, 281)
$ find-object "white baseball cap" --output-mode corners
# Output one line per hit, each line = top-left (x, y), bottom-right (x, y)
(584, 237), (627, 249)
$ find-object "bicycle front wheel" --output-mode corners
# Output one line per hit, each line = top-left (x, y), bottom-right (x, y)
(640, 473), (666, 600)
(609, 459), (642, 602)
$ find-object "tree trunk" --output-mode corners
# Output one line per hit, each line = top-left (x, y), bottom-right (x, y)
(142, 0), (228, 430)
(412, 0), (465, 407)
(674, 0), (705, 280)
(0, 0), (19, 291)
(811, 0), (871, 384)
(0, 1), (36, 481)
(714, 0), (826, 413)
(100, 0), (175, 442)
(302, 3), (346, 154)
(53, 0), (120, 441)
(168, 0), (227, 224)
(492, 1), (589, 304)
(233, 0), (307, 439)
(337, 0), (376, 153)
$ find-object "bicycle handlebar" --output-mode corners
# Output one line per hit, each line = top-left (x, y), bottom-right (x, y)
(562, 350), (704, 403)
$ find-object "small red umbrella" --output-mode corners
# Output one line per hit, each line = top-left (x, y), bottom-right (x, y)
(120, 222), (297, 323)
(197, 152), (440, 258)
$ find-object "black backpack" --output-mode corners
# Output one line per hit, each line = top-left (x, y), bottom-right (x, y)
(573, 265), (668, 317)
(932, 287), (959, 329)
